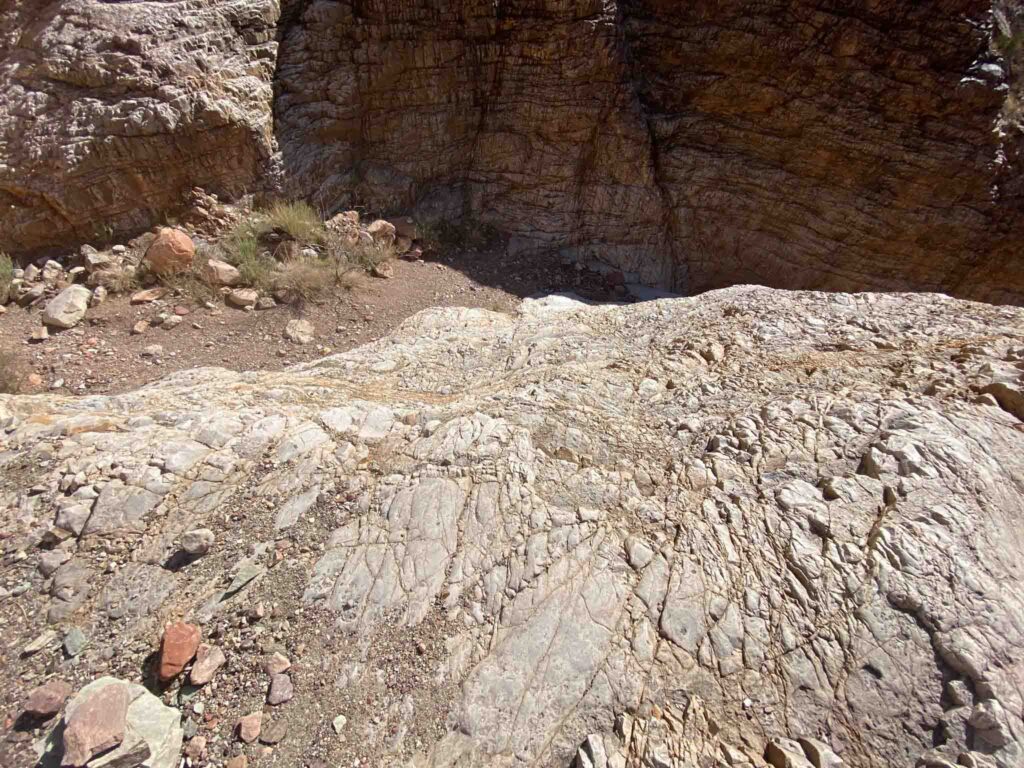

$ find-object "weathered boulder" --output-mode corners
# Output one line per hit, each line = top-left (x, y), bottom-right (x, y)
(366, 219), (396, 249)
(201, 258), (242, 287)
(143, 229), (195, 276)
(180, 528), (214, 556)
(41, 286), (91, 329)
(227, 288), (258, 308)
(284, 318), (314, 345)
(37, 677), (182, 768)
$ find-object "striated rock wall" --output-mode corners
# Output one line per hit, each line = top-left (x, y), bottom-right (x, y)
(275, 0), (1024, 303)
(2, 0), (1024, 303)
(0, 0), (279, 253)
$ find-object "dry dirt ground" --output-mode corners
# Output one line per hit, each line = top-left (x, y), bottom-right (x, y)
(0, 249), (612, 396)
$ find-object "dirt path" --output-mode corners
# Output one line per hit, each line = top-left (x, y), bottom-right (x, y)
(0, 249), (610, 395)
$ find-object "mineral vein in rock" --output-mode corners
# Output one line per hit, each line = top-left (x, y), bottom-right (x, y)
(2, 287), (1023, 767)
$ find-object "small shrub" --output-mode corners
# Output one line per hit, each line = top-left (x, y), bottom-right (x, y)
(161, 270), (220, 304)
(0, 348), (31, 394)
(273, 258), (333, 300)
(221, 201), (328, 290)
(89, 221), (116, 247)
(263, 201), (326, 244)
(235, 252), (278, 291)
(996, 30), (1024, 58)
(222, 216), (274, 290)
(224, 219), (263, 263)
(108, 266), (141, 295)
(335, 267), (365, 291)
(145, 244), (218, 302)
(273, 257), (365, 301)
(339, 238), (395, 271)
(0, 252), (12, 304)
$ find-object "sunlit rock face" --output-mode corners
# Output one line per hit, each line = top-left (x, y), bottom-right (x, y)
(2, 288), (1023, 767)
(0, 0), (279, 252)
(2, 0), (1023, 301)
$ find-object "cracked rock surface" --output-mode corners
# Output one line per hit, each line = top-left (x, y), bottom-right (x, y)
(1, 287), (1023, 767)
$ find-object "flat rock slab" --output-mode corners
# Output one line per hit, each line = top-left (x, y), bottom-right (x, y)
(60, 678), (129, 765)
(99, 564), (176, 621)
(37, 678), (182, 768)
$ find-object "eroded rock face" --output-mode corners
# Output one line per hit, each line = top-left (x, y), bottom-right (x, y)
(2, 1), (1023, 302)
(1, 287), (1022, 767)
(275, 0), (1024, 304)
(0, 0), (279, 253)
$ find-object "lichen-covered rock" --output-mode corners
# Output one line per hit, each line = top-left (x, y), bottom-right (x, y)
(2, 287), (1024, 767)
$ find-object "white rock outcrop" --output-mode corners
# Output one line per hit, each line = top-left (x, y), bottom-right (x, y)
(2, 287), (1023, 768)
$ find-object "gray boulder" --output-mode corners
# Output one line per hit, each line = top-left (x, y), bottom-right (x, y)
(41, 285), (91, 329)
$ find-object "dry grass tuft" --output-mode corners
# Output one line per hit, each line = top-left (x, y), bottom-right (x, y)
(263, 201), (326, 244)
(273, 258), (333, 300)
(0, 252), (12, 304)
(108, 267), (141, 295)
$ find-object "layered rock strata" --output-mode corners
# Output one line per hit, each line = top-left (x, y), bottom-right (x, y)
(2, 1), (1023, 301)
(0, 0), (279, 252)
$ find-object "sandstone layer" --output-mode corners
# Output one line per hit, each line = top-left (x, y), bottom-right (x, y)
(1, 287), (1023, 767)
(2, 1), (1024, 302)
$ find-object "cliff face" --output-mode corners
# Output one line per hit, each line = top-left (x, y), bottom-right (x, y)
(2, 0), (1023, 303)
(275, 0), (1024, 303)
(0, 0), (279, 252)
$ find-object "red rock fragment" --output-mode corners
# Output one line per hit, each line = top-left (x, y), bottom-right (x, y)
(158, 621), (200, 682)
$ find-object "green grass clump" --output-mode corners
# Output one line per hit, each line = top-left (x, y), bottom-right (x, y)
(221, 201), (329, 290)
(263, 201), (326, 244)
(0, 252), (12, 304)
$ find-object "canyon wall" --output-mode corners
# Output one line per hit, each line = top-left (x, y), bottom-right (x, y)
(0, 0), (279, 252)
(275, 0), (1024, 302)
(3, 0), (1024, 302)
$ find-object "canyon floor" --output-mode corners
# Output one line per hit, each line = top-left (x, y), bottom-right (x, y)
(0, 248), (615, 396)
